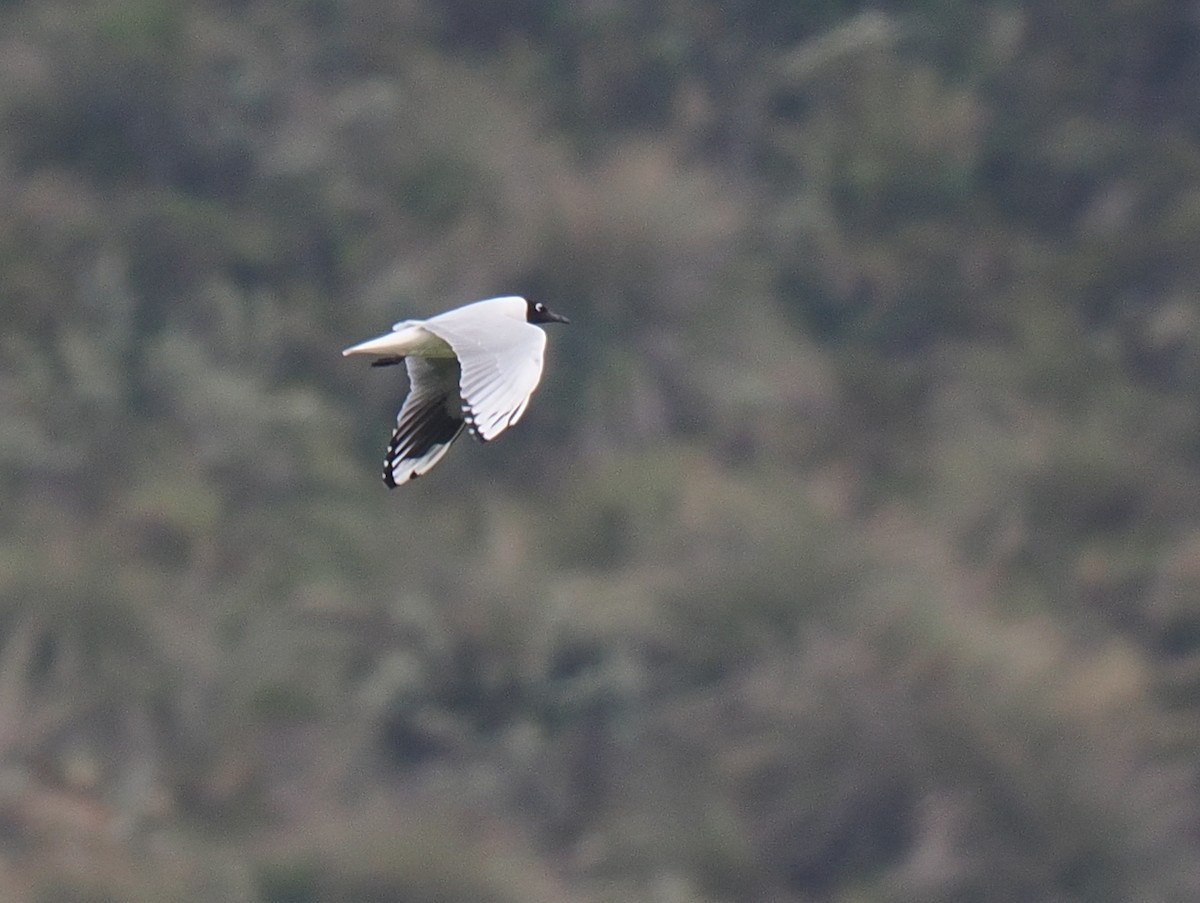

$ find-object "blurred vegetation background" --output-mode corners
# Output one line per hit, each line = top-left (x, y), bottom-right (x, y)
(3, 0), (1200, 900)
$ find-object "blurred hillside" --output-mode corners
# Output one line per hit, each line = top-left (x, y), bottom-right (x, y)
(4, 0), (1200, 900)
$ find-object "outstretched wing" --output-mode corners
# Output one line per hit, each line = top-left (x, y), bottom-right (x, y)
(423, 310), (547, 442)
(383, 356), (466, 487)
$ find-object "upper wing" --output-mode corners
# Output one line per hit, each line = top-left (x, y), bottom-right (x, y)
(383, 356), (466, 487)
(423, 313), (547, 442)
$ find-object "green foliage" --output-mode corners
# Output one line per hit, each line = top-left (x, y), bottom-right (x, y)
(255, 809), (563, 903)
(3, 0), (1200, 900)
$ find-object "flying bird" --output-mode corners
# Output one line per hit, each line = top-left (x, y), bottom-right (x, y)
(343, 295), (569, 487)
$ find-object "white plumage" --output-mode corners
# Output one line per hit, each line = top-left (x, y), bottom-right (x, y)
(343, 295), (568, 487)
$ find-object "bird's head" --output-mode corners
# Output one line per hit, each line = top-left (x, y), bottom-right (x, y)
(526, 298), (570, 325)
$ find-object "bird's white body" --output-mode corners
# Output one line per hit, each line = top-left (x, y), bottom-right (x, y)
(343, 296), (567, 487)
(342, 322), (455, 359)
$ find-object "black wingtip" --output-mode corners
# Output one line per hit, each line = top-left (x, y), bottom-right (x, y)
(383, 454), (399, 488)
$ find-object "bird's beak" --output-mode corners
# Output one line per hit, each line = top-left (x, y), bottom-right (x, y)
(547, 309), (570, 324)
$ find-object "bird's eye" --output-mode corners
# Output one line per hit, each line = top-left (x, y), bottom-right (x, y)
(535, 303), (545, 312)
